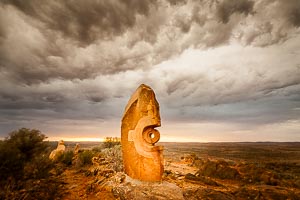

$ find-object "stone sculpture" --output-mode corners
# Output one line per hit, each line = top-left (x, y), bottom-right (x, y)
(121, 84), (164, 181)
(71, 143), (80, 165)
(74, 143), (80, 155)
(49, 140), (66, 160)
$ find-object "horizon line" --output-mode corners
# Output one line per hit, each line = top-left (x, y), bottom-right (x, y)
(46, 140), (300, 143)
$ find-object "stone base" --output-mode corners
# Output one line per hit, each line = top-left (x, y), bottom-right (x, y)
(112, 175), (184, 200)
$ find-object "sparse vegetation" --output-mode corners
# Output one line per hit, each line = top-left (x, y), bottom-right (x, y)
(0, 128), (50, 181)
(2, 131), (300, 200)
(103, 137), (121, 148)
(92, 145), (103, 152)
(56, 150), (74, 166)
(0, 128), (64, 200)
(77, 150), (95, 166)
(101, 145), (123, 172)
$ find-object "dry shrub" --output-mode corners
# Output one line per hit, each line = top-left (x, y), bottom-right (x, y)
(92, 145), (103, 152)
(56, 150), (74, 166)
(77, 150), (95, 167)
(102, 145), (123, 172)
(0, 128), (64, 200)
(103, 140), (121, 149)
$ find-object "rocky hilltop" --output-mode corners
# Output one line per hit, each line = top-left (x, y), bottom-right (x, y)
(58, 142), (300, 200)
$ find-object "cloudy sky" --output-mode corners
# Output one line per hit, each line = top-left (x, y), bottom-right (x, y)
(0, 0), (300, 142)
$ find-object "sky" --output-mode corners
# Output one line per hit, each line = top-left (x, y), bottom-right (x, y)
(0, 0), (300, 142)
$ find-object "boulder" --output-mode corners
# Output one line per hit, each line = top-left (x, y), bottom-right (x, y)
(183, 188), (235, 200)
(197, 159), (240, 180)
(49, 140), (66, 160)
(112, 176), (184, 200)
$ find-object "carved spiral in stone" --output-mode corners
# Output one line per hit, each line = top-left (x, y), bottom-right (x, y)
(143, 127), (160, 144)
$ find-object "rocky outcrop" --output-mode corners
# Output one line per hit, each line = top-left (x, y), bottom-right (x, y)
(49, 140), (66, 160)
(183, 188), (235, 200)
(233, 185), (300, 200)
(196, 159), (240, 180)
(112, 177), (184, 200)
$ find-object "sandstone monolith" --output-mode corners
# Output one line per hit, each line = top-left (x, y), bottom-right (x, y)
(49, 140), (66, 160)
(74, 143), (80, 155)
(121, 84), (163, 181)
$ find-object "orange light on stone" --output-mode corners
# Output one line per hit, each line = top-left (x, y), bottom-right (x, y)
(121, 84), (164, 181)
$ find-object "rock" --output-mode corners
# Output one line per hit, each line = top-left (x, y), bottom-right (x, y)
(95, 176), (106, 185)
(182, 154), (204, 167)
(74, 143), (80, 155)
(260, 171), (278, 185)
(92, 157), (108, 166)
(197, 159), (240, 180)
(121, 84), (164, 181)
(49, 140), (66, 160)
(99, 169), (115, 178)
(234, 185), (299, 200)
(238, 163), (282, 185)
(185, 173), (220, 186)
(200, 160), (217, 176)
(183, 188), (235, 200)
(69, 184), (78, 189)
(71, 143), (80, 165)
(164, 170), (172, 175)
(113, 177), (184, 200)
(114, 172), (126, 184)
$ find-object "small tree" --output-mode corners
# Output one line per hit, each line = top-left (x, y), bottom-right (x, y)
(77, 150), (94, 166)
(0, 128), (63, 200)
(0, 141), (24, 180)
(56, 150), (74, 166)
(0, 128), (50, 181)
(8, 128), (49, 161)
(103, 137), (121, 148)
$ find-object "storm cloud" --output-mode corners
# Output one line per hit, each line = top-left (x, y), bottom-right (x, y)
(216, 0), (254, 23)
(0, 0), (299, 141)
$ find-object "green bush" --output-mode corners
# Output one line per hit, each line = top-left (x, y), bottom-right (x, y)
(0, 128), (50, 181)
(77, 150), (94, 167)
(24, 154), (54, 180)
(8, 128), (49, 160)
(56, 150), (74, 166)
(0, 140), (24, 180)
(0, 128), (63, 200)
(103, 141), (121, 149)
(92, 145), (103, 152)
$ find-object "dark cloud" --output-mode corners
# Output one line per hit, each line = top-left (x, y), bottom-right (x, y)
(0, 94), (22, 102)
(85, 90), (107, 103)
(191, 5), (207, 26)
(160, 82), (300, 126)
(166, 0), (187, 6)
(41, 94), (65, 103)
(3, 0), (157, 45)
(0, 0), (160, 84)
(216, 0), (254, 23)
(290, 7), (300, 27)
(166, 74), (200, 95)
(218, 95), (298, 125)
(0, 4), (162, 84)
(175, 16), (191, 33)
(0, 0), (299, 139)
(280, 0), (300, 27)
(0, 0), (298, 85)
